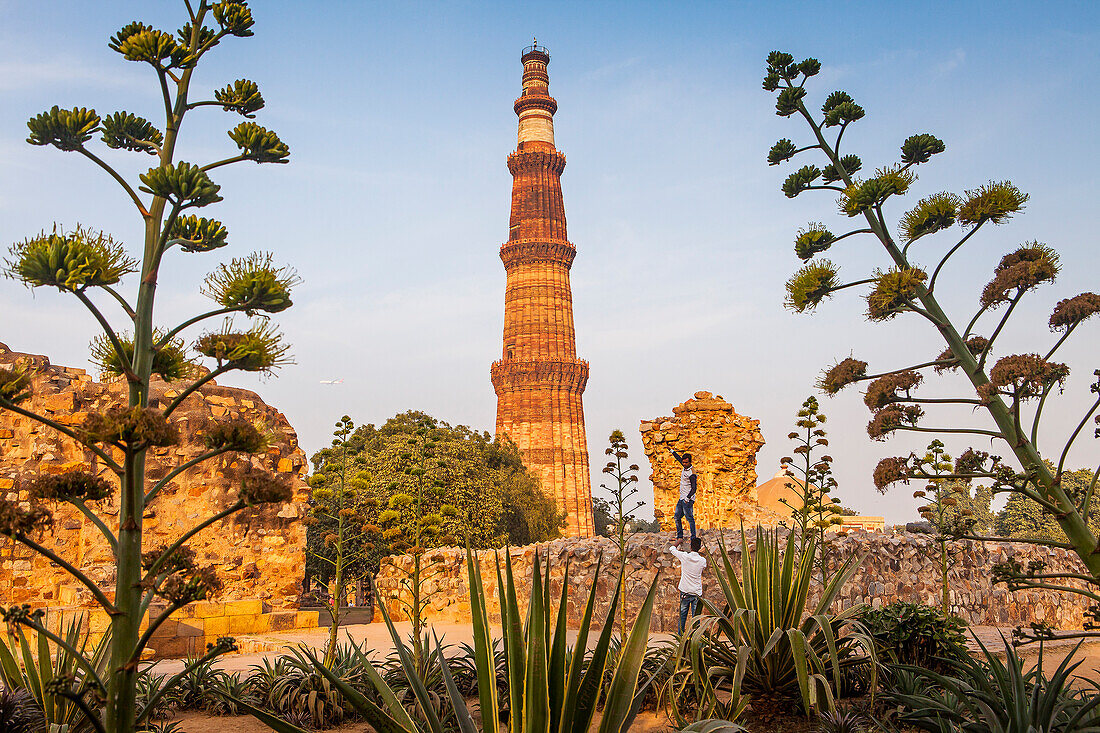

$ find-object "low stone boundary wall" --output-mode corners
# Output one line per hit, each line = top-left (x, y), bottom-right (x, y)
(26, 601), (320, 659)
(374, 530), (1091, 633)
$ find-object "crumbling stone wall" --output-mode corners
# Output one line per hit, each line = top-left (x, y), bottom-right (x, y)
(640, 392), (779, 531)
(0, 343), (310, 619)
(375, 530), (1093, 633)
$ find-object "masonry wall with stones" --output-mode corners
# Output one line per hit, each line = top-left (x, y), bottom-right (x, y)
(640, 392), (780, 532)
(0, 343), (316, 657)
(374, 530), (1092, 632)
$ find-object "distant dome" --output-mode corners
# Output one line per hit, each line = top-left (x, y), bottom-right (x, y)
(755, 469), (808, 515)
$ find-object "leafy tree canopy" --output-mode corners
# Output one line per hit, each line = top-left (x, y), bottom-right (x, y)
(310, 410), (563, 555)
(996, 468), (1099, 541)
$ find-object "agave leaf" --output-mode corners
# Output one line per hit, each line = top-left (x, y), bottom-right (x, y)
(548, 555), (569, 732)
(307, 651), (414, 733)
(465, 545), (499, 733)
(348, 639), (417, 730)
(498, 548), (526, 733)
(433, 630), (479, 733)
(559, 554), (602, 733)
(597, 574), (661, 733)
(214, 691), (312, 733)
(16, 628), (43, 710)
(570, 576), (622, 733)
(372, 585), (445, 733)
(523, 550), (550, 733)
(39, 620), (54, 720)
(786, 629), (815, 715)
(0, 630), (21, 688)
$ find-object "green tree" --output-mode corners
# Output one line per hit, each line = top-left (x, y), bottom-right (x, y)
(598, 429), (644, 638)
(0, 5), (295, 731)
(310, 410), (563, 550)
(779, 396), (844, 580)
(996, 468), (1100, 541)
(763, 51), (1100, 639)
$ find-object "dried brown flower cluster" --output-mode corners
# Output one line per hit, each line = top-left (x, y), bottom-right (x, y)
(1049, 292), (1100, 332)
(873, 456), (909, 492)
(26, 471), (112, 503)
(934, 336), (989, 373)
(864, 370), (923, 410)
(979, 242), (1059, 308)
(203, 417), (269, 454)
(818, 357), (868, 395)
(82, 407), (179, 449)
(867, 404), (923, 440)
(239, 470), (293, 505)
(979, 354), (1070, 401)
(0, 499), (52, 536)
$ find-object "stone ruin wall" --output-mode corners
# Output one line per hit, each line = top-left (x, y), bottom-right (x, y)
(374, 530), (1093, 633)
(0, 343), (316, 657)
(640, 392), (783, 531)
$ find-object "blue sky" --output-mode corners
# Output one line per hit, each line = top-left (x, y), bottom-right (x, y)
(2, 1), (1098, 524)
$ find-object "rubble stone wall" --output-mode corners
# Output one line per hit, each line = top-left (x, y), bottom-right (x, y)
(0, 343), (314, 656)
(640, 392), (779, 531)
(375, 530), (1092, 633)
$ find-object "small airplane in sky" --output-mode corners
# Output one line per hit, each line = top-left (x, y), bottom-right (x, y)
(319, 379), (344, 385)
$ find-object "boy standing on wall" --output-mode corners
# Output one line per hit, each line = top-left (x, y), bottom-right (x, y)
(668, 448), (697, 539)
(670, 536), (706, 634)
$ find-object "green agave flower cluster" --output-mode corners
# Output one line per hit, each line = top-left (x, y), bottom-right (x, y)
(89, 330), (194, 382)
(229, 122), (290, 163)
(785, 260), (839, 312)
(216, 79), (265, 117)
(167, 215), (229, 253)
(212, 1), (255, 37)
(900, 192), (961, 243)
(139, 162), (223, 208)
(203, 417), (270, 454)
(794, 223), (834, 261)
(822, 154), (861, 183)
(839, 165), (915, 217)
(5, 226), (135, 291)
(202, 252), (298, 313)
(822, 90), (864, 128)
(866, 267), (927, 321)
(112, 24), (195, 68)
(101, 112), (162, 154)
(26, 106), (100, 150)
(0, 364), (34, 404)
(194, 319), (290, 373)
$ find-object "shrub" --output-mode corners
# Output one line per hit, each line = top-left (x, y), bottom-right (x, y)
(857, 601), (969, 674)
(666, 528), (877, 722)
(883, 637), (1100, 733)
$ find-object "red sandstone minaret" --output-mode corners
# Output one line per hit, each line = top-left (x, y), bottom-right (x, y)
(491, 43), (593, 538)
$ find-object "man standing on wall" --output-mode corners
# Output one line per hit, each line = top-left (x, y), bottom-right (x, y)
(669, 448), (697, 539)
(670, 536), (706, 634)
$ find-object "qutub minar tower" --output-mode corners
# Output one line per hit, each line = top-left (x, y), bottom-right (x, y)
(491, 43), (594, 537)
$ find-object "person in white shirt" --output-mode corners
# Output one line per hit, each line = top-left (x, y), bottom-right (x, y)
(669, 449), (697, 540)
(669, 536), (706, 634)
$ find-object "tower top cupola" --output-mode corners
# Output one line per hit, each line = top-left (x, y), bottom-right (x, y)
(515, 41), (557, 150)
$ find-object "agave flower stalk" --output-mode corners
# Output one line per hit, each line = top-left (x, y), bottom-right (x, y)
(763, 51), (1100, 634)
(0, 4), (297, 732)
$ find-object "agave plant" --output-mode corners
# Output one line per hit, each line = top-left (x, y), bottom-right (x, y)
(666, 527), (876, 723)
(0, 613), (112, 731)
(883, 636), (1100, 733)
(225, 546), (660, 733)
